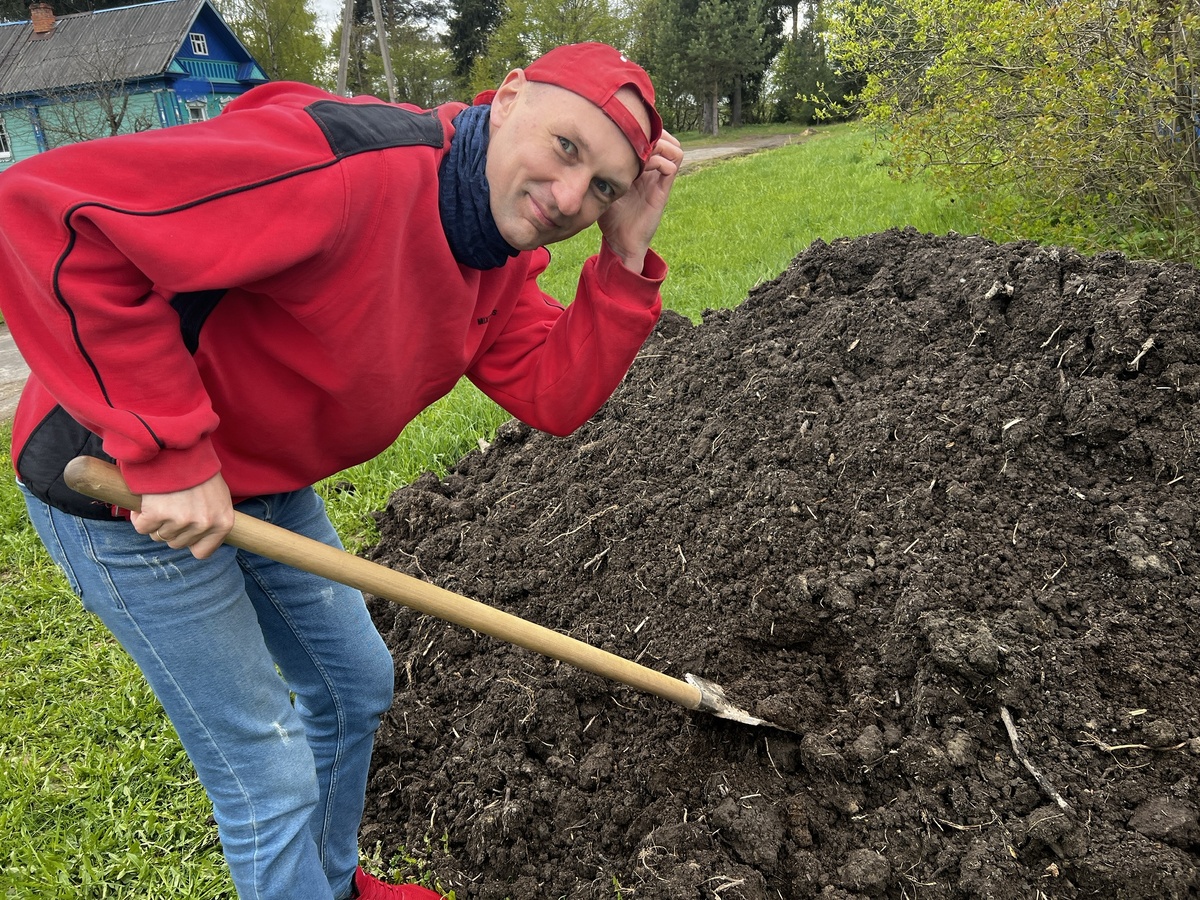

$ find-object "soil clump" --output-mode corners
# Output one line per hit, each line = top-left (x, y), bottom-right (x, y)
(360, 228), (1200, 899)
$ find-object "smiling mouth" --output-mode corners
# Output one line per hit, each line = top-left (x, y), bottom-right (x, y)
(529, 196), (559, 230)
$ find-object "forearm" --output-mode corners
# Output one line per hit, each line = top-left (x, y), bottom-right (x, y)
(470, 245), (666, 434)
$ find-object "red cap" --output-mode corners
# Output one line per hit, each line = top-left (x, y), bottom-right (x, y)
(476, 43), (662, 169)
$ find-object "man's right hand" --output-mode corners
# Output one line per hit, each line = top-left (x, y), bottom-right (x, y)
(130, 472), (235, 560)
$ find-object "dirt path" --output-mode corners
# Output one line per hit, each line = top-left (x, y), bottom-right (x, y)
(680, 132), (808, 170)
(0, 324), (26, 422)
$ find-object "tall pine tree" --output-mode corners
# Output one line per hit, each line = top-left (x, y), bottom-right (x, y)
(446, 0), (502, 83)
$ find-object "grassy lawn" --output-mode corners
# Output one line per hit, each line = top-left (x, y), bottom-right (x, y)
(0, 122), (983, 899)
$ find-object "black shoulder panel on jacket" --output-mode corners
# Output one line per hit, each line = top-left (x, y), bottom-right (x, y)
(306, 101), (444, 158)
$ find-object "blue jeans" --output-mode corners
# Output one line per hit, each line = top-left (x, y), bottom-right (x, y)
(21, 482), (395, 900)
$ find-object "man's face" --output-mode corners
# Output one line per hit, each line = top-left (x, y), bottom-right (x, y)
(485, 75), (647, 250)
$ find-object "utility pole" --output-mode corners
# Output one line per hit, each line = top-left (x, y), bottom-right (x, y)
(336, 0), (397, 101)
(336, 0), (353, 95)
(371, 0), (397, 102)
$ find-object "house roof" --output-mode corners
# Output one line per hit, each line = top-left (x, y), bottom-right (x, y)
(0, 0), (229, 96)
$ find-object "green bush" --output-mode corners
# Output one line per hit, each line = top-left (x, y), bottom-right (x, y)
(827, 0), (1200, 264)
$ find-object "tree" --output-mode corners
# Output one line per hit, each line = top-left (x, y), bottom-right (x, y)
(827, 0), (1200, 261)
(629, 0), (699, 131)
(332, 0), (452, 101)
(633, 0), (768, 134)
(469, 0), (627, 95)
(729, 0), (787, 125)
(445, 0), (502, 87)
(218, 0), (330, 86)
(730, 0), (785, 125)
(360, 19), (457, 105)
(770, 1), (853, 124)
(683, 0), (765, 134)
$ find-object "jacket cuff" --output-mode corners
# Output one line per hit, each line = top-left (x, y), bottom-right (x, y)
(119, 440), (222, 496)
(597, 240), (668, 293)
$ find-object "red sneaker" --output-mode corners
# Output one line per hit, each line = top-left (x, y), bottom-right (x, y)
(352, 866), (444, 899)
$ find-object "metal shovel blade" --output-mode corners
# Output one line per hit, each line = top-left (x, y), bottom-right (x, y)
(685, 673), (774, 727)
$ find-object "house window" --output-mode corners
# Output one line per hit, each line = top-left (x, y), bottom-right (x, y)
(186, 103), (208, 124)
(189, 32), (208, 55)
(0, 119), (11, 158)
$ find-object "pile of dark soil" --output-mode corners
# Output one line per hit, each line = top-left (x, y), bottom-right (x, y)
(359, 228), (1200, 899)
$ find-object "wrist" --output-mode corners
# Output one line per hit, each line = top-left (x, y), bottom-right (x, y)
(602, 237), (648, 275)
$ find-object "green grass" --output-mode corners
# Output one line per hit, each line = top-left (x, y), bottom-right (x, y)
(0, 121), (982, 899)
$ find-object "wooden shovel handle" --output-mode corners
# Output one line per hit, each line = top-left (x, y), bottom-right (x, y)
(63, 456), (703, 712)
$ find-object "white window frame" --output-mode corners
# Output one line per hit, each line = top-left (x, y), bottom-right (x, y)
(186, 102), (208, 124)
(189, 32), (209, 55)
(0, 118), (11, 158)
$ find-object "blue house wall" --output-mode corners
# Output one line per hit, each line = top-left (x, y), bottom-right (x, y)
(168, 4), (258, 117)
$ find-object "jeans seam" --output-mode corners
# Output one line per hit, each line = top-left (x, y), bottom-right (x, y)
(37, 506), (85, 597)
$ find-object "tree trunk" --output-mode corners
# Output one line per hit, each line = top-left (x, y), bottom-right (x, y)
(336, 0), (354, 95)
(370, 0), (397, 102)
(709, 83), (720, 136)
(732, 75), (743, 127)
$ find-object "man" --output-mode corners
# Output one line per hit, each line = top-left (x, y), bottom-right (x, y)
(0, 42), (681, 900)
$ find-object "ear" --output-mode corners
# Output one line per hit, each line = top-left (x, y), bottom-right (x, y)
(489, 69), (526, 127)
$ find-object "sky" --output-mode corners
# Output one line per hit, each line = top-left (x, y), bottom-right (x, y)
(312, 0), (344, 36)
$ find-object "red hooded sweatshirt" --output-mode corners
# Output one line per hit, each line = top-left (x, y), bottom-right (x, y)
(0, 82), (664, 514)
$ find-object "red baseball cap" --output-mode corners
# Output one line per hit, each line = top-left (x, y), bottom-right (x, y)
(476, 43), (663, 169)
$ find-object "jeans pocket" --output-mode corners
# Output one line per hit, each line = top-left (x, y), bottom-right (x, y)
(20, 480), (131, 610)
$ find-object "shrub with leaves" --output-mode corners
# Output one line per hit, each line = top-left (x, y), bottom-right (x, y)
(826, 0), (1200, 262)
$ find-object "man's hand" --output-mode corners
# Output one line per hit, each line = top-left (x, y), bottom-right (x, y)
(598, 130), (684, 274)
(130, 471), (235, 560)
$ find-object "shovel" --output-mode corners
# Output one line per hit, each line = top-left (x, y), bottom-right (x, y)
(65, 456), (781, 729)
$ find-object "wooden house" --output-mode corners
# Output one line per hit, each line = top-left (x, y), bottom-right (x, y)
(0, 0), (268, 168)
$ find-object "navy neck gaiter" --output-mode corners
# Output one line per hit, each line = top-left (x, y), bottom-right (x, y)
(438, 105), (519, 270)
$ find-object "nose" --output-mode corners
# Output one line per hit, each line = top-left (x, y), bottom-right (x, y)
(552, 170), (591, 218)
